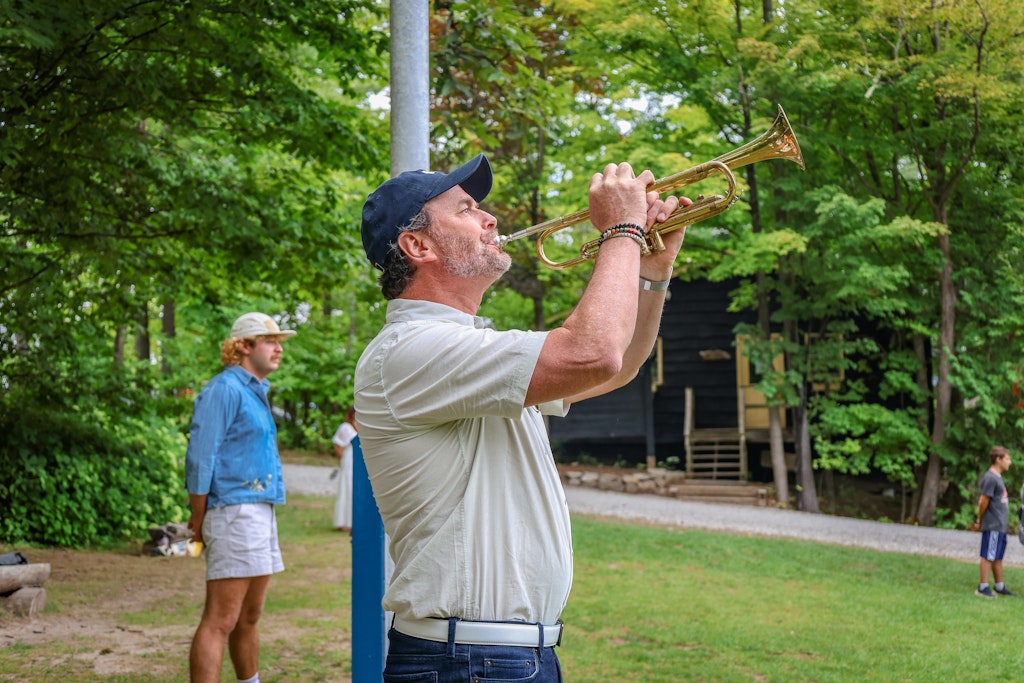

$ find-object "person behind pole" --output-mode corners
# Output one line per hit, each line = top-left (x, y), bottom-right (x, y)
(354, 153), (689, 680)
(331, 405), (358, 532)
(185, 312), (296, 683)
(968, 445), (1016, 598)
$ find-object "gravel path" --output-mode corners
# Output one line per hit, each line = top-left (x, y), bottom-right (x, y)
(283, 463), (1023, 566)
(284, 463), (340, 497)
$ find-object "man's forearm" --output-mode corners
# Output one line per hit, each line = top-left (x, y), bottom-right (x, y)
(188, 493), (208, 541)
(620, 286), (669, 375)
(565, 285), (667, 404)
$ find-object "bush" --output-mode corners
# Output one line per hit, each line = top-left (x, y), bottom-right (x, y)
(0, 408), (188, 547)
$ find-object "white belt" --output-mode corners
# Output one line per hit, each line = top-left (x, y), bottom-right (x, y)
(393, 616), (562, 648)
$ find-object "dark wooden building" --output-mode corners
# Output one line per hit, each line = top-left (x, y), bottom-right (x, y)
(549, 277), (790, 481)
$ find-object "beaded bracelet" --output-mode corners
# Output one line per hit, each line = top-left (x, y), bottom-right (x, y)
(601, 222), (646, 237)
(598, 222), (649, 254)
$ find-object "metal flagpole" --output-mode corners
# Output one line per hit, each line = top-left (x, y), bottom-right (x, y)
(351, 0), (429, 678)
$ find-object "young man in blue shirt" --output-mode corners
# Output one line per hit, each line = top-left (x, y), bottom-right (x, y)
(185, 312), (295, 683)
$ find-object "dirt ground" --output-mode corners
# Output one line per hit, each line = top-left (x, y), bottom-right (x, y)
(0, 524), (348, 679)
(0, 547), (207, 677)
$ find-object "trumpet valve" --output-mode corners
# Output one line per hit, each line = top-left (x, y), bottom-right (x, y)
(646, 229), (666, 255)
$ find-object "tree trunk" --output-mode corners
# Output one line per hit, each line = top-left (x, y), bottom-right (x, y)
(794, 381), (819, 512)
(743, 93), (790, 507)
(114, 325), (126, 365)
(908, 333), (930, 520)
(755, 268), (787, 505)
(135, 305), (150, 362)
(916, 231), (956, 526)
(161, 299), (175, 375)
(785, 317), (818, 512)
(768, 406), (789, 507)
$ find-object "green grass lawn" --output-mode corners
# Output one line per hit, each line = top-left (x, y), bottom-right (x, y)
(2, 497), (1018, 682)
(563, 517), (1014, 682)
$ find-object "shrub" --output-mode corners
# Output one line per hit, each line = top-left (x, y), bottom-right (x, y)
(0, 408), (188, 547)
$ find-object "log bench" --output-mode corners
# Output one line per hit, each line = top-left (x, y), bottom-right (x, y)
(0, 563), (51, 617)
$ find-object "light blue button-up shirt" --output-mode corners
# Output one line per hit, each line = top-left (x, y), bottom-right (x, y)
(185, 365), (286, 508)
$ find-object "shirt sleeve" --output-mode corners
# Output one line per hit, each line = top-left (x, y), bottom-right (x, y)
(980, 472), (999, 499)
(184, 379), (239, 495)
(333, 422), (357, 448)
(377, 321), (548, 426)
(538, 399), (567, 417)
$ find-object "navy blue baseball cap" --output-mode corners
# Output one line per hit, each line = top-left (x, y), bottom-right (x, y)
(361, 154), (493, 270)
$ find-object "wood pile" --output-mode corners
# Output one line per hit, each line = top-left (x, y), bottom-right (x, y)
(0, 561), (50, 617)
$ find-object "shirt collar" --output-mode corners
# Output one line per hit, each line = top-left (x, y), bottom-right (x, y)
(225, 364), (271, 391)
(386, 298), (489, 329)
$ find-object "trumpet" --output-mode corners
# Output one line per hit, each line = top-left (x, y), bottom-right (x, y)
(495, 104), (805, 269)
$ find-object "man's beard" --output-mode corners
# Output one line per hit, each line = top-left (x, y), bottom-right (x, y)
(428, 226), (512, 279)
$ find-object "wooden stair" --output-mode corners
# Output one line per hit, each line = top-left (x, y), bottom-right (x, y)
(686, 427), (744, 479)
(684, 387), (747, 480)
(674, 479), (770, 506)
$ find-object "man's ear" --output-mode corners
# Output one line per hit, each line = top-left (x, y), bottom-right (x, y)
(396, 230), (438, 265)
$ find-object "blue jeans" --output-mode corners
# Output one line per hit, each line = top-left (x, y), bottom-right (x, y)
(383, 627), (563, 682)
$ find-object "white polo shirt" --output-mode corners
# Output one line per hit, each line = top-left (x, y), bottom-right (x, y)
(354, 299), (573, 624)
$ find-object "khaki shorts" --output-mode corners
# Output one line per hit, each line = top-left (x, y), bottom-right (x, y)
(202, 503), (285, 581)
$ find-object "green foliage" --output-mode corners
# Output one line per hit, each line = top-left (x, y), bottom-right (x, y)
(711, 229), (808, 280)
(0, 408), (187, 547)
(812, 402), (929, 483)
(271, 310), (365, 452)
(0, 0), (387, 547)
(2, 0), (1024, 544)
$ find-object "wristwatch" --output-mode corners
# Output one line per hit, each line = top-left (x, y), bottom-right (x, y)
(639, 276), (670, 291)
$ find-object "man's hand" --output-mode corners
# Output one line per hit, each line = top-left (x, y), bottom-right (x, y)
(969, 521), (980, 532)
(588, 163), (653, 233)
(640, 192), (692, 281)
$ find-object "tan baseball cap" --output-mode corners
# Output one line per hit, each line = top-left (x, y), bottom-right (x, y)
(230, 312), (297, 339)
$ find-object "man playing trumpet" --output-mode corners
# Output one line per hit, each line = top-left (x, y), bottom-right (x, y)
(355, 153), (689, 681)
